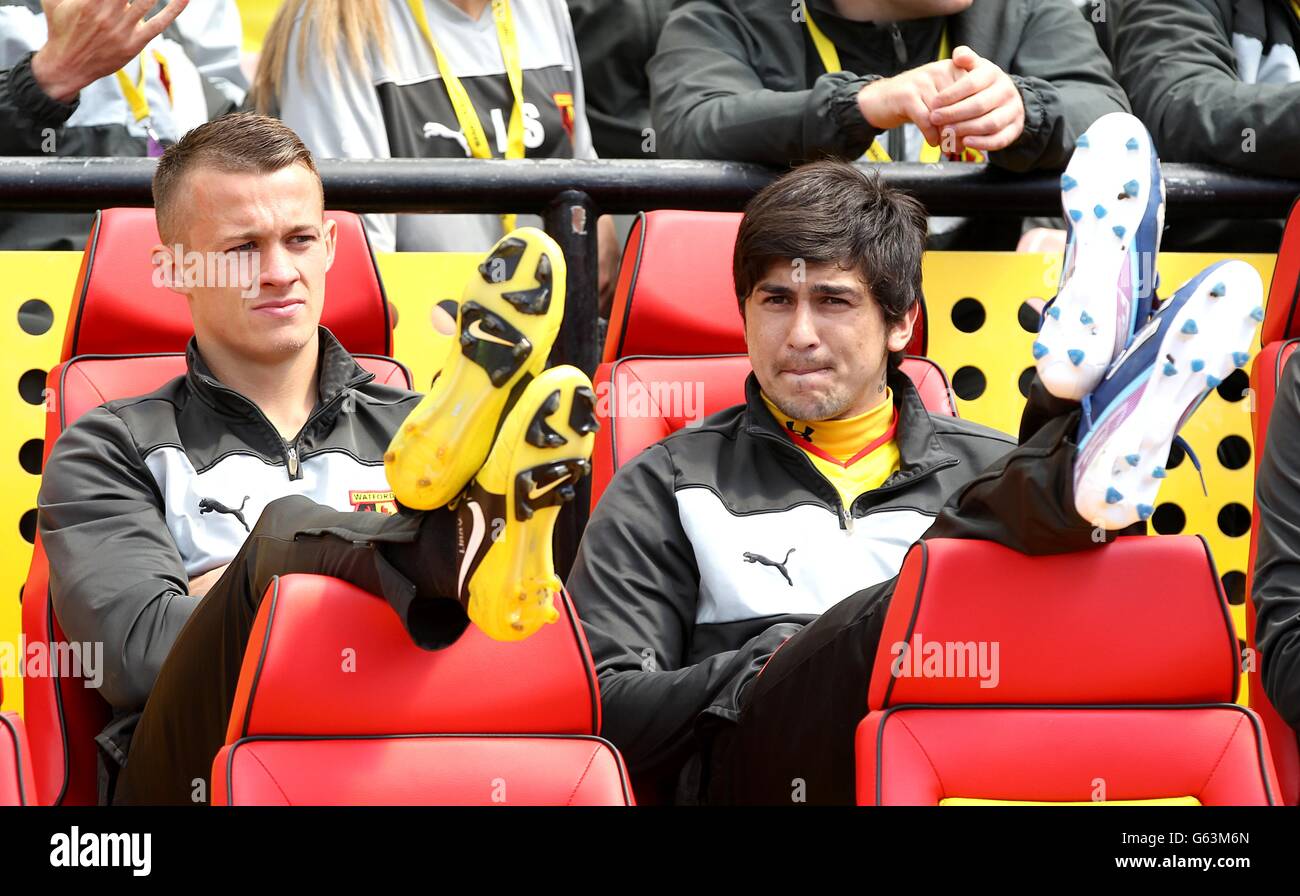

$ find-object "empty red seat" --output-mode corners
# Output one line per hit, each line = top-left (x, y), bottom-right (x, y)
(858, 537), (1280, 805)
(212, 575), (632, 806)
(23, 208), (407, 805)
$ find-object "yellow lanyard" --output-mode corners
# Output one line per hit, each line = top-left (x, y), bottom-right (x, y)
(801, 1), (982, 163)
(407, 0), (524, 233)
(114, 51), (171, 152)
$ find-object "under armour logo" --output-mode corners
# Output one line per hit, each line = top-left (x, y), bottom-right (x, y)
(743, 548), (796, 587)
(785, 421), (814, 442)
(199, 495), (251, 533)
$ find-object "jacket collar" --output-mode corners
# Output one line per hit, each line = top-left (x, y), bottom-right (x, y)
(185, 326), (374, 426)
(742, 366), (958, 487)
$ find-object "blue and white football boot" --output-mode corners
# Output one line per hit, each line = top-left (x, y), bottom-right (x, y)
(1034, 112), (1166, 401)
(1072, 260), (1263, 530)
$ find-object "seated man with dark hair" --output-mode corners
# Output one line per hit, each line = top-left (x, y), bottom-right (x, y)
(37, 111), (598, 805)
(569, 112), (1265, 804)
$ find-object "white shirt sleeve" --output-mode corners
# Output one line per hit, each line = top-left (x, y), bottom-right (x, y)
(168, 0), (249, 108)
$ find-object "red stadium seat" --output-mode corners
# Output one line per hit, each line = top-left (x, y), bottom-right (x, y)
(0, 679), (36, 806)
(211, 575), (632, 806)
(592, 210), (952, 508)
(22, 208), (407, 805)
(63, 207), (393, 357)
(1247, 196), (1300, 805)
(858, 537), (1280, 805)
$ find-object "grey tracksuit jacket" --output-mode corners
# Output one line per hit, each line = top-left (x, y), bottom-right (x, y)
(648, 0), (1129, 170)
(566, 366), (1014, 797)
(36, 329), (420, 715)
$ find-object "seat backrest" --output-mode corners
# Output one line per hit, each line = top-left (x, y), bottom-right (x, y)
(855, 536), (1278, 806)
(1247, 336), (1300, 805)
(870, 536), (1239, 709)
(211, 574), (632, 805)
(590, 353), (956, 508)
(603, 210), (927, 362)
(1260, 196), (1300, 347)
(23, 207), (406, 804)
(63, 208), (392, 359)
(225, 576), (601, 740)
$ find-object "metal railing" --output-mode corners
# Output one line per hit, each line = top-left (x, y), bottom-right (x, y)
(4, 156), (1297, 571)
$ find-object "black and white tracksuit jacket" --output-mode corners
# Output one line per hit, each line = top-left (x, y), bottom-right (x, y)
(566, 367), (1014, 793)
(37, 328), (421, 715)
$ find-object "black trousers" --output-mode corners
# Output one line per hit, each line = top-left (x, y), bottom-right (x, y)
(702, 379), (1136, 805)
(114, 498), (460, 806)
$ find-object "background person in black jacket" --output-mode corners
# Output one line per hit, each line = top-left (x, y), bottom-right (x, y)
(649, 0), (1128, 247)
(649, 0), (1127, 168)
(1113, 0), (1300, 251)
(565, 0), (673, 159)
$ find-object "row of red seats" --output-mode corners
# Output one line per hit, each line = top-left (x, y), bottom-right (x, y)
(1, 204), (1294, 804)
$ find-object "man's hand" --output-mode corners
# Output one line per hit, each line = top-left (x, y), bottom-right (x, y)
(188, 563), (229, 598)
(928, 46), (1025, 154)
(597, 215), (619, 318)
(30, 0), (191, 104)
(855, 58), (963, 148)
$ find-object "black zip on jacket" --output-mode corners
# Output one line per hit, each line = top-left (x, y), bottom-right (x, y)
(566, 366), (1014, 791)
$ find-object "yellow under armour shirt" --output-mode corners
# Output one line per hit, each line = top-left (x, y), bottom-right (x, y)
(761, 390), (901, 510)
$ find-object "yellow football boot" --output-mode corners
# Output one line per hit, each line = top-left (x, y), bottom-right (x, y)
(385, 227), (566, 510)
(455, 365), (598, 641)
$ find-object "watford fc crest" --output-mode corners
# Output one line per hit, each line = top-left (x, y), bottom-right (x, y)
(349, 490), (398, 514)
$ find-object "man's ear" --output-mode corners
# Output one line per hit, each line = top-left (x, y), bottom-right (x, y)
(151, 242), (184, 296)
(886, 302), (921, 354)
(322, 217), (338, 272)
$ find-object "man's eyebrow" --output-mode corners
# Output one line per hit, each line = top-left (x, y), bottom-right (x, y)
(807, 282), (860, 296)
(215, 223), (319, 243)
(754, 281), (794, 293)
(215, 229), (263, 244)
